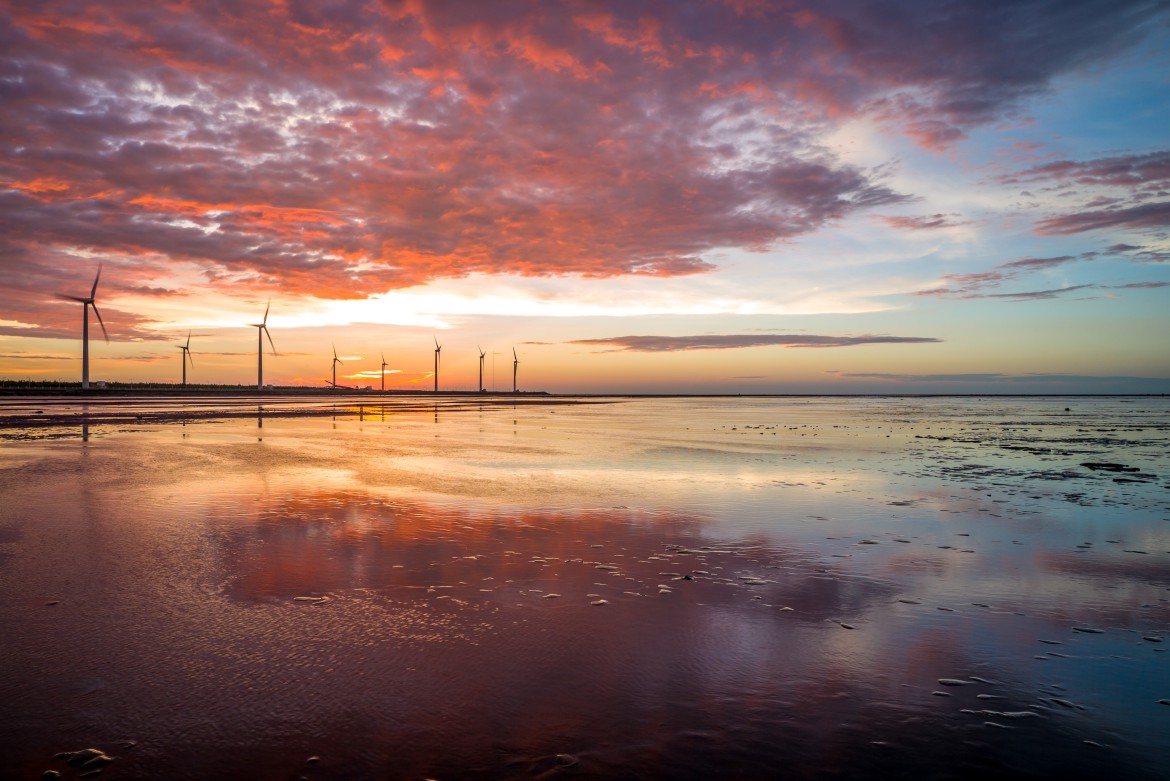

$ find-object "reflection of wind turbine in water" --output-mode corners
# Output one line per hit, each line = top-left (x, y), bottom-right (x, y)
(56, 264), (108, 390)
(433, 337), (441, 392)
(331, 343), (343, 388)
(380, 352), (388, 393)
(478, 345), (486, 392)
(177, 331), (194, 386)
(513, 347), (519, 393)
(248, 301), (276, 390)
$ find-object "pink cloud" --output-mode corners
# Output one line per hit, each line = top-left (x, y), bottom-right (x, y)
(1, 0), (1165, 328)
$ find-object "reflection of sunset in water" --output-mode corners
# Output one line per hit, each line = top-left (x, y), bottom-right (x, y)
(0, 397), (1168, 780)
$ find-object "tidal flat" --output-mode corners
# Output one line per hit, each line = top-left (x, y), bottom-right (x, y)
(1, 396), (1167, 780)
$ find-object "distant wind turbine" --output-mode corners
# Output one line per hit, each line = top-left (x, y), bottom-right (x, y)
(380, 352), (388, 393)
(56, 264), (108, 390)
(248, 300), (276, 390)
(331, 343), (343, 388)
(433, 336), (441, 392)
(513, 347), (519, 393)
(177, 331), (193, 386)
(478, 345), (486, 392)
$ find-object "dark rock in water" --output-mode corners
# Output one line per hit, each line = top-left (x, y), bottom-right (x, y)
(839, 622), (855, 630)
(306, 756), (320, 764)
(938, 678), (968, 686)
(1081, 462), (1139, 473)
(1142, 636), (1162, 643)
(1072, 627), (1105, 634)
(930, 691), (952, 697)
(45, 600), (60, 606)
(1038, 639), (1063, 645)
(1050, 698), (1076, 708)
(1157, 699), (1170, 706)
(555, 754), (579, 768)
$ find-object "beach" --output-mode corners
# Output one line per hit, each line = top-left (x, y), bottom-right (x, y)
(1, 396), (1167, 780)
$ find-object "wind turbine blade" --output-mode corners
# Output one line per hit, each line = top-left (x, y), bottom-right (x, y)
(381, 352), (386, 365)
(187, 350), (194, 367)
(262, 299), (270, 326)
(90, 263), (102, 299)
(434, 335), (439, 348)
(185, 330), (191, 349)
(56, 293), (87, 303)
(513, 347), (518, 360)
(91, 303), (110, 342)
(263, 326), (276, 355)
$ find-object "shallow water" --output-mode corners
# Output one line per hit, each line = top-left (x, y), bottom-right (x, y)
(0, 396), (1167, 780)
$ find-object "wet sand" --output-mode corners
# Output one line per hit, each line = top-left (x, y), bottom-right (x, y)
(1, 396), (1167, 779)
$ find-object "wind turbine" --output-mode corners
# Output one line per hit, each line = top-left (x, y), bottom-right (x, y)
(177, 331), (193, 386)
(513, 347), (519, 393)
(248, 300), (276, 390)
(433, 336), (441, 392)
(331, 344), (343, 389)
(380, 352), (388, 393)
(478, 345), (486, 392)
(57, 264), (108, 389)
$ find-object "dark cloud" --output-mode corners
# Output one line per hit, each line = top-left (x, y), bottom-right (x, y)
(982, 284), (1096, 300)
(1, 0), (1164, 315)
(1004, 150), (1170, 188)
(874, 213), (966, 230)
(1035, 201), (1170, 235)
(0, 353), (71, 360)
(1110, 280), (1170, 288)
(837, 371), (1169, 385)
(570, 334), (942, 352)
(998, 255), (1077, 270)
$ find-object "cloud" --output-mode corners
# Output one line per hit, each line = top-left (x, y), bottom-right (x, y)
(836, 371), (1168, 385)
(1, 0), (1164, 321)
(874, 213), (966, 230)
(0, 353), (71, 360)
(570, 334), (942, 352)
(982, 284), (1096, 300)
(997, 255), (1077, 270)
(1004, 151), (1170, 188)
(1035, 201), (1170, 235)
(1110, 280), (1170, 289)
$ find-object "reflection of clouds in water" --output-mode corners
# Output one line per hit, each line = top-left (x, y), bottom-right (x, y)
(2, 397), (1169, 779)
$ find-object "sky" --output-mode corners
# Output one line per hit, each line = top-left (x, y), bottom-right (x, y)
(1, 0), (1168, 394)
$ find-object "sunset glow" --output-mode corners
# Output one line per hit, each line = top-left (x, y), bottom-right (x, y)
(1, 1), (1167, 393)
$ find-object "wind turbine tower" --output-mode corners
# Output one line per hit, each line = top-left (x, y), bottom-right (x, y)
(331, 344), (343, 388)
(380, 352), (388, 393)
(478, 345), (486, 392)
(248, 301), (276, 390)
(178, 331), (194, 386)
(57, 264), (108, 389)
(513, 348), (519, 393)
(433, 337), (442, 392)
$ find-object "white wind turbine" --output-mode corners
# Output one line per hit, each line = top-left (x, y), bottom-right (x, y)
(478, 345), (486, 392)
(433, 336), (441, 392)
(248, 301), (276, 390)
(331, 343), (343, 388)
(512, 347), (519, 393)
(177, 331), (193, 386)
(57, 264), (108, 390)
(380, 352), (388, 393)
